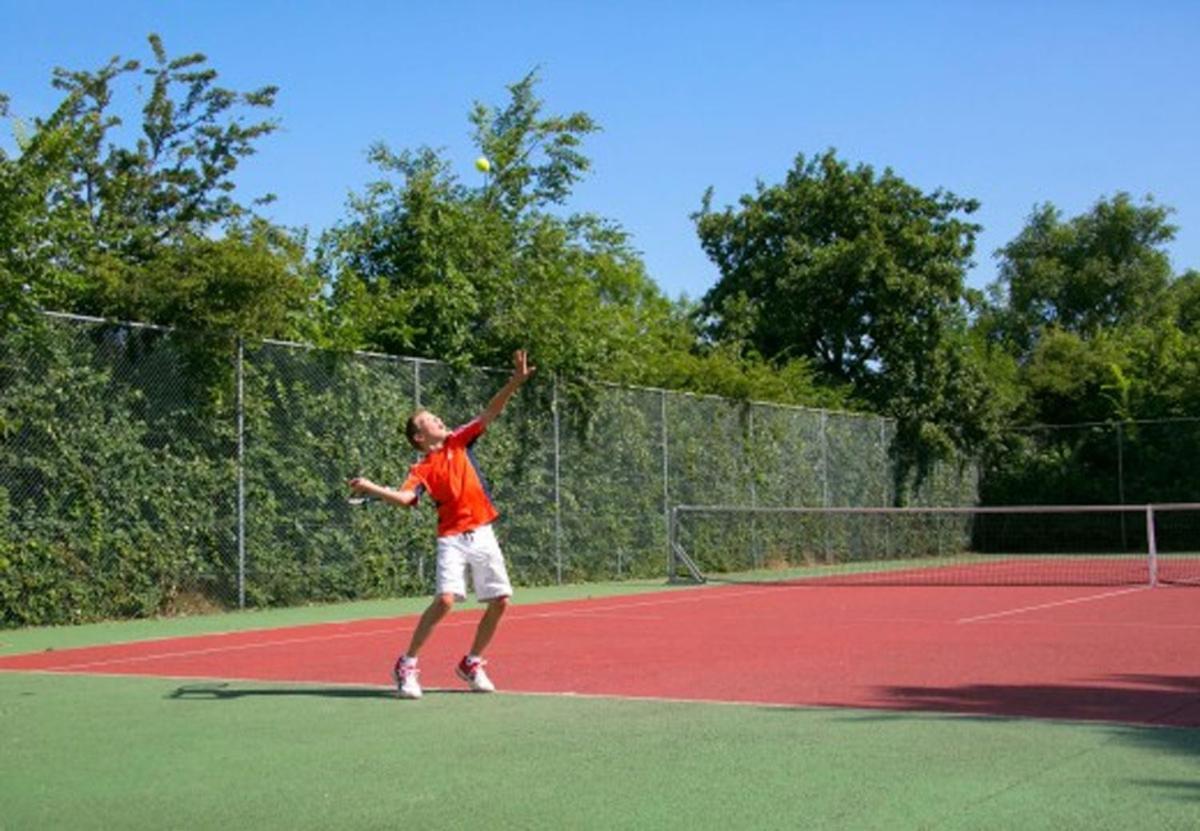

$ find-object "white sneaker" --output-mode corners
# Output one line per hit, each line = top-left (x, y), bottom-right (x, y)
(393, 658), (423, 700)
(456, 656), (495, 692)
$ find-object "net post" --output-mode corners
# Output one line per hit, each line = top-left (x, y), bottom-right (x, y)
(668, 505), (677, 582)
(667, 506), (706, 584)
(236, 336), (246, 610)
(1117, 424), (1127, 548)
(1146, 504), (1159, 588)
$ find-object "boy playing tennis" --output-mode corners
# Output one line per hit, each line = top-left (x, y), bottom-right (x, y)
(348, 350), (535, 699)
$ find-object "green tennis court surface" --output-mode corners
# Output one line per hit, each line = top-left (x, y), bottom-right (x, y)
(2, 581), (1199, 829)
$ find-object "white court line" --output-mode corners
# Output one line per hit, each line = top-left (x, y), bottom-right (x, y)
(5, 668), (1188, 728)
(26, 626), (422, 671)
(957, 586), (1152, 624)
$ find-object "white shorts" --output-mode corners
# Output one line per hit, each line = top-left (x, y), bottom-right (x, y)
(435, 524), (513, 602)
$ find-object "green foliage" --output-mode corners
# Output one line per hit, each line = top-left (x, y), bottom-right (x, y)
(319, 73), (841, 413)
(0, 105), (92, 326)
(469, 70), (599, 216)
(1, 33), (312, 343)
(45, 33), (279, 258)
(1167, 270), (1200, 335)
(89, 218), (320, 339)
(239, 346), (431, 605)
(983, 194), (1176, 357)
(1, 318), (939, 626)
(693, 149), (1003, 486)
(977, 193), (1200, 506)
(981, 322), (1200, 505)
(695, 150), (981, 386)
(318, 72), (616, 375)
(0, 321), (234, 626)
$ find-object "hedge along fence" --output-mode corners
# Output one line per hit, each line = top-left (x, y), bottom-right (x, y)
(0, 313), (976, 627)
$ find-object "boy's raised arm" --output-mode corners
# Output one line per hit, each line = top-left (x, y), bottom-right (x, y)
(478, 350), (536, 427)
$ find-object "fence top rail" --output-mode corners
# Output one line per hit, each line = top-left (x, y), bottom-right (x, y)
(260, 334), (884, 421)
(672, 503), (1200, 516)
(44, 309), (885, 423)
(42, 310), (173, 333)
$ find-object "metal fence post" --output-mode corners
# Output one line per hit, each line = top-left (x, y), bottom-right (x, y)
(661, 389), (671, 575)
(236, 337), (246, 610)
(880, 420), (891, 557)
(412, 358), (424, 586)
(553, 374), (563, 585)
(820, 410), (831, 560)
(820, 410), (830, 508)
(748, 405), (760, 568)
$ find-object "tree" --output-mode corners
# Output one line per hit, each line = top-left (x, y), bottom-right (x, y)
(695, 151), (980, 389)
(320, 74), (842, 409)
(0, 94), (92, 326)
(983, 194), (1176, 358)
(1, 34), (314, 339)
(468, 71), (598, 218)
(48, 34), (279, 259)
(694, 150), (997, 476)
(1167, 269), (1200, 335)
(323, 73), (668, 380)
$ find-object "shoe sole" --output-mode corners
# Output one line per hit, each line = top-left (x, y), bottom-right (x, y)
(394, 669), (422, 700)
(455, 666), (495, 693)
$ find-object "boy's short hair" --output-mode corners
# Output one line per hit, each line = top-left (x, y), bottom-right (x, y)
(405, 410), (428, 449)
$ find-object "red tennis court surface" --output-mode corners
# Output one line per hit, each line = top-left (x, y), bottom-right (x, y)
(3, 584), (1199, 726)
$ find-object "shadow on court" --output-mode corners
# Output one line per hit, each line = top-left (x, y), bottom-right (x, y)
(167, 682), (471, 700)
(1127, 779), (1200, 803)
(860, 673), (1200, 727)
(818, 677), (1200, 803)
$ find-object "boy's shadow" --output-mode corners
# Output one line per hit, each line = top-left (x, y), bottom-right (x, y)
(168, 682), (471, 701)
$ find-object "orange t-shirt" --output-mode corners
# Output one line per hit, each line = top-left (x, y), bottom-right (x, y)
(401, 419), (499, 537)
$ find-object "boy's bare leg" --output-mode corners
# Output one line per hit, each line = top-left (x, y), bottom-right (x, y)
(468, 596), (509, 656)
(404, 594), (455, 657)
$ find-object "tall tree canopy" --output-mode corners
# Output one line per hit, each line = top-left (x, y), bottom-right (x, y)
(319, 73), (838, 408)
(694, 150), (998, 469)
(1, 34), (315, 339)
(319, 72), (664, 379)
(983, 194), (1177, 358)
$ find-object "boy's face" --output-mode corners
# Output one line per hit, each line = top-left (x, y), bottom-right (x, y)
(413, 411), (450, 449)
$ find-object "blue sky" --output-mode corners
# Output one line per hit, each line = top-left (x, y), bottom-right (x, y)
(3, 1), (1197, 300)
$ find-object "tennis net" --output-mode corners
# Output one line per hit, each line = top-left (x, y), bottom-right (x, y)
(669, 503), (1200, 586)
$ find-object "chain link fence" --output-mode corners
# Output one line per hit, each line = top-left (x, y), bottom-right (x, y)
(0, 313), (975, 626)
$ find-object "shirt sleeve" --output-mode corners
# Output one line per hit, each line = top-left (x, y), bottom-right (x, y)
(450, 418), (486, 447)
(401, 468), (427, 501)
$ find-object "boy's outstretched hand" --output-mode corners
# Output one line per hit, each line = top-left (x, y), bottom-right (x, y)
(348, 476), (374, 494)
(480, 350), (535, 427)
(512, 349), (536, 384)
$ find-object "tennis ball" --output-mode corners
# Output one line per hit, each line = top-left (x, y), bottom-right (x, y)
(475, 156), (491, 173)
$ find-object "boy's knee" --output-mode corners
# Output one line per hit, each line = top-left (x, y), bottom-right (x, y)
(432, 594), (456, 613)
(489, 596), (509, 612)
